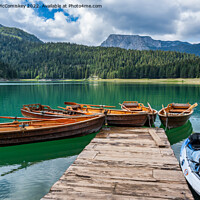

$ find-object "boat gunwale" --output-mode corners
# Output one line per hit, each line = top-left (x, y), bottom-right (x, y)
(0, 114), (105, 134)
(107, 112), (148, 116)
(80, 108), (149, 115)
(21, 108), (99, 118)
(158, 108), (193, 117)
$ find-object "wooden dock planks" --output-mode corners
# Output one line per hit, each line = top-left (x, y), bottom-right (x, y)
(42, 127), (193, 200)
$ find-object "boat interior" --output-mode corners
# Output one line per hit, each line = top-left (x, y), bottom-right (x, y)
(122, 101), (156, 113)
(189, 133), (200, 150)
(22, 104), (87, 116)
(161, 103), (191, 115)
(168, 103), (191, 113)
(122, 101), (143, 111)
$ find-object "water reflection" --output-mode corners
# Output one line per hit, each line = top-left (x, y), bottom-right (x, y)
(0, 133), (96, 199)
(0, 132), (96, 167)
(0, 81), (200, 199)
(163, 121), (193, 145)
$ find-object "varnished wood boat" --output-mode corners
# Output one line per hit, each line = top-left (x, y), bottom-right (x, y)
(0, 115), (105, 147)
(64, 102), (148, 127)
(21, 104), (93, 119)
(158, 103), (197, 129)
(120, 101), (157, 126)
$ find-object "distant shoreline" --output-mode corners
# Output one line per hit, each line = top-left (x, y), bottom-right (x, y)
(1, 78), (200, 84)
(89, 78), (200, 84)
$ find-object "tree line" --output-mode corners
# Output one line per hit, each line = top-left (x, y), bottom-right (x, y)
(0, 34), (200, 79)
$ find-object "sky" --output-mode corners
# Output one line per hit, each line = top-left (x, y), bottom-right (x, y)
(0, 0), (200, 45)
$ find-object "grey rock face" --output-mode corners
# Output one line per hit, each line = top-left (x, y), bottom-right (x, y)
(101, 34), (194, 52)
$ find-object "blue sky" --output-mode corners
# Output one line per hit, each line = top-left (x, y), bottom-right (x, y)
(22, 0), (79, 21)
(0, 0), (200, 45)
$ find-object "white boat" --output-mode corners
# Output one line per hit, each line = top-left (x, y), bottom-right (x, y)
(180, 133), (200, 196)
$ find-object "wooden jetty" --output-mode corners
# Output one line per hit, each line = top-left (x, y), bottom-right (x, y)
(42, 127), (193, 199)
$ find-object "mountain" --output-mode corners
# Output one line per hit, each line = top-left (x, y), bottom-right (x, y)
(101, 34), (200, 55)
(0, 24), (42, 43)
(0, 25), (200, 80)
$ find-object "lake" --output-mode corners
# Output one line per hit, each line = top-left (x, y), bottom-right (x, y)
(0, 81), (200, 199)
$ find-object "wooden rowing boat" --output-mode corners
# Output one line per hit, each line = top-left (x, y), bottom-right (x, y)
(64, 102), (148, 127)
(0, 115), (105, 147)
(158, 103), (197, 129)
(120, 101), (157, 126)
(21, 104), (93, 119)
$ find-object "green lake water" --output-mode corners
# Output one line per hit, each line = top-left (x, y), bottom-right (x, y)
(0, 81), (200, 199)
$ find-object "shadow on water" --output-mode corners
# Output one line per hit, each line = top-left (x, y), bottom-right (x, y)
(0, 132), (97, 175)
(161, 121), (193, 145)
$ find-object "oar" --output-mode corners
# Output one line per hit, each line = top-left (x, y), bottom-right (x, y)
(0, 116), (52, 121)
(0, 122), (66, 128)
(119, 103), (131, 111)
(178, 103), (198, 115)
(119, 103), (148, 114)
(0, 116), (75, 122)
(64, 102), (116, 108)
(147, 102), (154, 113)
(0, 120), (76, 128)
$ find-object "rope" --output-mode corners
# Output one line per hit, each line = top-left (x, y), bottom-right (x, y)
(147, 114), (151, 127)
(165, 115), (168, 131)
(151, 113), (155, 126)
(104, 110), (108, 126)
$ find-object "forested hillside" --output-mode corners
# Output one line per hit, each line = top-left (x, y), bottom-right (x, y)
(0, 60), (16, 79)
(0, 24), (42, 43)
(0, 25), (200, 79)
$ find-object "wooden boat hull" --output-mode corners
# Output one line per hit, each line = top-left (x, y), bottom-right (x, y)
(21, 104), (87, 119)
(158, 113), (192, 129)
(106, 113), (147, 126)
(158, 103), (194, 129)
(0, 115), (105, 147)
(21, 108), (65, 119)
(121, 101), (157, 127)
(67, 107), (148, 127)
(21, 108), (92, 119)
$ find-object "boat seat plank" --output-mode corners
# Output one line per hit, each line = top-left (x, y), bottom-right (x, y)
(128, 108), (143, 111)
(169, 109), (190, 113)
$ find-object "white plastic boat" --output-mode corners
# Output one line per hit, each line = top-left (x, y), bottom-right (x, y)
(180, 133), (200, 196)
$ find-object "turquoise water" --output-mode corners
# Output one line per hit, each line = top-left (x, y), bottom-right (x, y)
(0, 81), (200, 199)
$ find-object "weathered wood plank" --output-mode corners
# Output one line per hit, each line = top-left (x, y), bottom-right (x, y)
(149, 129), (167, 147)
(63, 166), (155, 182)
(153, 169), (185, 182)
(73, 158), (181, 170)
(92, 144), (161, 153)
(92, 138), (157, 146)
(43, 127), (193, 200)
(42, 192), (166, 200)
(115, 181), (193, 199)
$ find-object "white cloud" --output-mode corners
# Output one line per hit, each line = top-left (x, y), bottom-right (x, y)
(0, 0), (200, 45)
